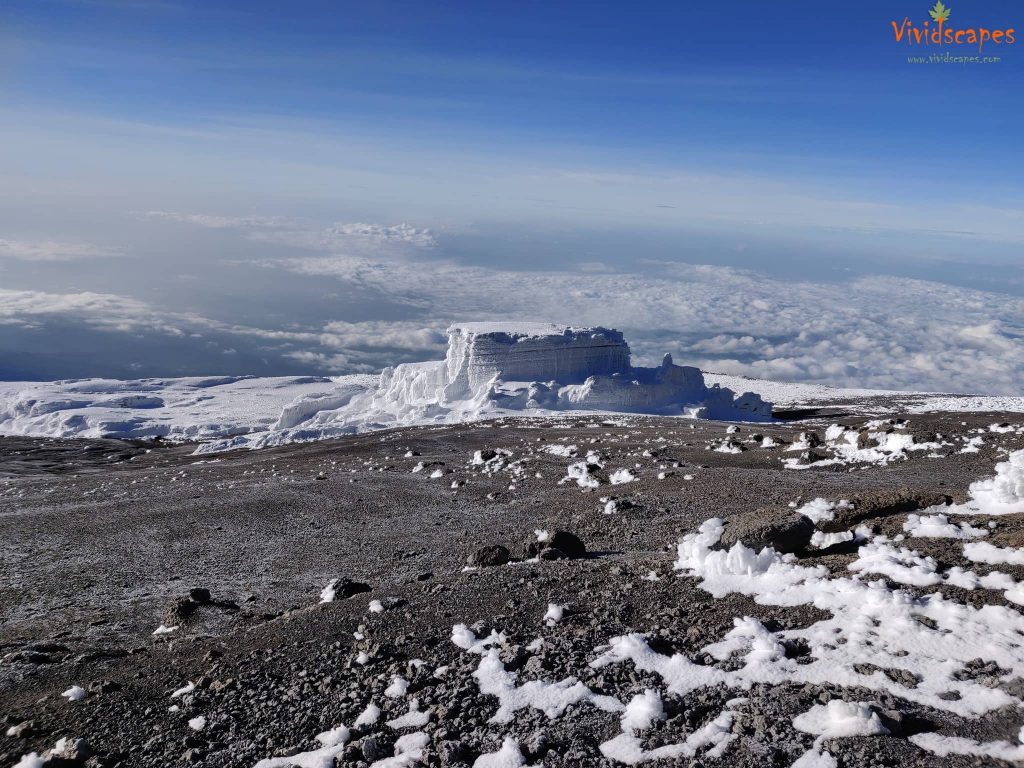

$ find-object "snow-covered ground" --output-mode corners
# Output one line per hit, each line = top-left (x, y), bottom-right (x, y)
(0, 324), (1021, 454)
(704, 373), (1024, 414)
(0, 375), (377, 443)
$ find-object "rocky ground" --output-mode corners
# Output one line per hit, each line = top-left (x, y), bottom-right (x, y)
(2, 408), (1024, 768)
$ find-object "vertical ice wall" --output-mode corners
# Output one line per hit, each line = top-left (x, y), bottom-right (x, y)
(441, 323), (631, 401)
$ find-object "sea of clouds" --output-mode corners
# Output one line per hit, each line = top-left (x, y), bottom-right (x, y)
(0, 213), (1020, 394)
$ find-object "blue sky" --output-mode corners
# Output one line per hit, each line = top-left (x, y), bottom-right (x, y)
(5, 0), (1022, 178)
(3, 0), (1023, 237)
(0, 0), (1021, 390)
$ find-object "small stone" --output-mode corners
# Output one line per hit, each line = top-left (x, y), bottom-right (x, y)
(437, 740), (470, 765)
(879, 709), (905, 736)
(163, 598), (198, 626)
(87, 680), (121, 695)
(6, 720), (33, 738)
(48, 737), (94, 764)
(538, 547), (568, 561)
(360, 735), (390, 762)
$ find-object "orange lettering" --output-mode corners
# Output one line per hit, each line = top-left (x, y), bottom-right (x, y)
(892, 18), (911, 42)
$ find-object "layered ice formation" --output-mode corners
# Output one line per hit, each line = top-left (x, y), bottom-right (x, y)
(442, 323), (632, 395)
(199, 323), (773, 451)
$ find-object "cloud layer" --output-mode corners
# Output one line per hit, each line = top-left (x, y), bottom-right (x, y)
(274, 252), (1024, 395)
(1, 215), (1020, 396)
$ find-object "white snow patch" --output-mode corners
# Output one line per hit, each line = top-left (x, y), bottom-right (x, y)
(319, 579), (339, 603)
(61, 686), (86, 702)
(253, 724), (351, 768)
(659, 515), (1024, 719)
(12, 753), (46, 768)
(171, 681), (195, 698)
(354, 703), (381, 727)
(962, 450), (1024, 514)
(903, 514), (988, 540)
(963, 541), (1024, 566)
(471, 738), (531, 768)
(451, 624), (507, 654)
(792, 700), (889, 738)
(609, 469), (636, 485)
(384, 676), (409, 698)
(462, 643), (622, 724)
(541, 444), (577, 457)
(620, 689), (665, 732)
(809, 530), (854, 550)
(387, 700), (430, 729)
(369, 731), (429, 767)
(543, 603), (565, 626)
(790, 748), (838, 768)
(561, 461), (601, 489)
(909, 731), (1024, 761)
(796, 498), (849, 525)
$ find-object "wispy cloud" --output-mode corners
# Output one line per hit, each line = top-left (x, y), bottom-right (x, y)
(138, 211), (291, 229)
(140, 211), (438, 251)
(0, 239), (122, 262)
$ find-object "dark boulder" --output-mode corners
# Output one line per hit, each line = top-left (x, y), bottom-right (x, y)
(467, 545), (511, 567)
(719, 508), (814, 554)
(525, 530), (587, 560)
(335, 579), (372, 598)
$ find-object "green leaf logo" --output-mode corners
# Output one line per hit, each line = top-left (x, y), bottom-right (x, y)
(929, 1), (951, 22)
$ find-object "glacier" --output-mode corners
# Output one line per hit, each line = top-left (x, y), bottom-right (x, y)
(0, 323), (776, 453)
(198, 323), (773, 452)
(0, 375), (377, 444)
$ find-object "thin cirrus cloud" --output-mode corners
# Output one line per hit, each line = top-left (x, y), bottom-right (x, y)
(0, 239), (123, 262)
(138, 211), (439, 251)
(137, 211), (292, 230)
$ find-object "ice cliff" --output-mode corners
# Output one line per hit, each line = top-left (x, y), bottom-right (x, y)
(200, 323), (772, 452)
